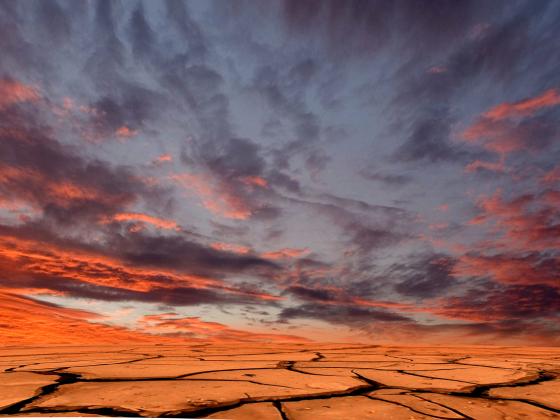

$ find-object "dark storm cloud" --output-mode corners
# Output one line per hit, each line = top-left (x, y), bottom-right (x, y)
(281, 0), (500, 57)
(109, 231), (278, 276)
(359, 170), (412, 187)
(196, 137), (266, 180)
(392, 111), (464, 164)
(279, 303), (412, 325)
(297, 193), (414, 255)
(285, 285), (340, 303)
(392, 254), (457, 298)
(0, 269), (264, 308)
(0, 106), (167, 224)
(267, 170), (301, 193)
(436, 284), (560, 321)
(88, 85), (164, 138)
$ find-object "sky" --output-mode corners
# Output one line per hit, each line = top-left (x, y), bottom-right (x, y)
(1, 0), (560, 346)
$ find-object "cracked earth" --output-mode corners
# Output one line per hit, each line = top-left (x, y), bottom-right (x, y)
(0, 344), (559, 419)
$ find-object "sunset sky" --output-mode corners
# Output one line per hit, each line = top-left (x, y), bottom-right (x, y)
(1, 0), (559, 346)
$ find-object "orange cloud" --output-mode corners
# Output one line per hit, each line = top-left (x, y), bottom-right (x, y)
(210, 242), (250, 254)
(115, 126), (138, 138)
(261, 248), (310, 260)
(172, 173), (252, 220)
(107, 212), (180, 231)
(483, 88), (560, 121)
(0, 165), (131, 212)
(0, 291), (184, 345)
(0, 233), (283, 305)
(154, 153), (172, 164)
(240, 175), (268, 188)
(462, 89), (560, 157)
(139, 313), (308, 343)
(453, 254), (559, 288)
(0, 79), (40, 110)
(462, 118), (528, 155)
(465, 158), (506, 173)
(468, 189), (560, 252)
(0, 234), (223, 293)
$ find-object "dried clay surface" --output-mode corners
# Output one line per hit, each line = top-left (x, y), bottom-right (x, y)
(0, 344), (559, 419)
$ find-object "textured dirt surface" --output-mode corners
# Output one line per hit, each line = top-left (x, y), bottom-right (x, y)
(0, 344), (559, 419)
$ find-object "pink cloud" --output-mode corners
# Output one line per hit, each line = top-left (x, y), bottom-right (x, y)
(483, 88), (560, 121)
(172, 173), (252, 220)
(115, 126), (138, 138)
(0, 79), (40, 110)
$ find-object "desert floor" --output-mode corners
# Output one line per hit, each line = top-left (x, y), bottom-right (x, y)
(0, 344), (559, 419)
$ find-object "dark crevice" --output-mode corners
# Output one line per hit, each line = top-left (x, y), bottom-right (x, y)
(366, 395), (462, 420)
(410, 393), (474, 420)
(455, 370), (555, 398)
(160, 384), (374, 418)
(273, 401), (289, 420)
(23, 406), (143, 417)
(398, 369), (477, 385)
(0, 370), (80, 415)
(311, 352), (325, 362)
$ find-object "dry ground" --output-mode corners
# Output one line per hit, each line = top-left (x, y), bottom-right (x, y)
(0, 344), (559, 419)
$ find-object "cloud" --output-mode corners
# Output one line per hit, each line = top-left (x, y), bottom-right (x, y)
(279, 302), (412, 325)
(461, 89), (560, 174)
(104, 212), (180, 231)
(210, 242), (251, 254)
(392, 255), (457, 298)
(432, 284), (560, 322)
(153, 153), (173, 164)
(392, 111), (463, 163)
(0, 290), (183, 345)
(0, 102), (169, 225)
(483, 88), (560, 121)
(462, 112), (558, 157)
(176, 138), (282, 221)
(261, 248), (310, 260)
(0, 230), (283, 307)
(280, 0), (493, 58)
(0, 78), (40, 110)
(172, 172), (253, 220)
(84, 88), (162, 142)
(359, 170), (412, 187)
(139, 312), (307, 342)
(454, 253), (559, 289)
(469, 189), (560, 252)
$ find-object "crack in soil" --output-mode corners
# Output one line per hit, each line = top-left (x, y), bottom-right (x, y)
(366, 395), (461, 420)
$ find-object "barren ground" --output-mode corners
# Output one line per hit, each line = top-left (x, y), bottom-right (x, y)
(0, 344), (559, 419)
